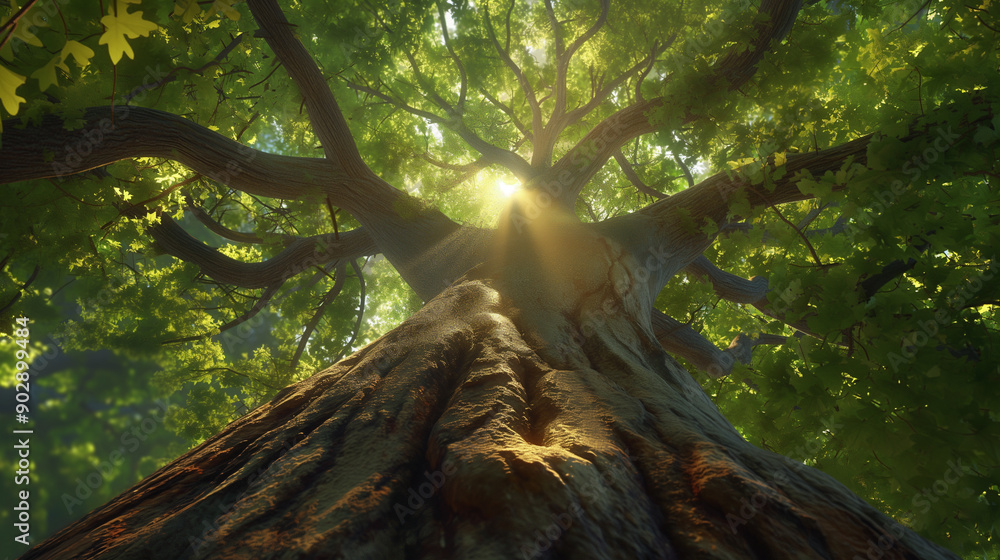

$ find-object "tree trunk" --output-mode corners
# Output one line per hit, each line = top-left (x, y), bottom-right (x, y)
(21, 215), (957, 560)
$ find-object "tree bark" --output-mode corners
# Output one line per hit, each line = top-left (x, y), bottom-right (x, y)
(21, 215), (958, 560)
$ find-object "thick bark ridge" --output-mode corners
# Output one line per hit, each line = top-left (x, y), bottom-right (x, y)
(20, 212), (958, 560)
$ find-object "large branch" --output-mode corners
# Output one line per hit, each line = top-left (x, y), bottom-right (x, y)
(244, 0), (477, 268)
(599, 97), (994, 374)
(714, 0), (804, 86)
(436, 1), (468, 110)
(536, 0), (805, 206)
(535, 45), (664, 168)
(0, 102), (490, 302)
(652, 310), (744, 378)
(149, 214), (377, 289)
(484, 0), (544, 144)
(632, 96), (994, 275)
(244, 1), (516, 301)
(534, 2), (670, 168)
(346, 79), (535, 180)
(245, 0), (369, 178)
(290, 261), (348, 372)
(1, 107), (335, 200)
(614, 149), (667, 200)
(550, 0), (611, 133)
(561, 43), (668, 129)
(479, 88), (531, 138)
(187, 202), (280, 245)
(685, 256), (769, 303)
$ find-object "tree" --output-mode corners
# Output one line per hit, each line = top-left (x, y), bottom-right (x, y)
(1, 0), (997, 557)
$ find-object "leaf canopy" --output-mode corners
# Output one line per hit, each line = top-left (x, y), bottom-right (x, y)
(0, 0), (997, 554)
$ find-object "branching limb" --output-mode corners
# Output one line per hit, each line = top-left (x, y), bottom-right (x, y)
(125, 33), (247, 103)
(480, 88), (531, 138)
(346, 78), (534, 179)
(187, 202), (290, 245)
(543, 0), (563, 56)
(344, 259), (366, 352)
(148, 213), (377, 289)
(404, 51), (459, 116)
(535, 5), (665, 166)
(614, 149), (667, 200)
(418, 152), (488, 174)
(436, 1), (468, 110)
(858, 258), (918, 300)
(561, 41), (669, 132)
(162, 284), (280, 345)
(651, 309), (782, 377)
(0, 264), (40, 316)
(685, 256), (769, 303)
(552, 0), (611, 122)
(484, 0), (543, 142)
(346, 78), (443, 122)
(635, 43), (659, 103)
(537, 0), (805, 206)
(630, 96), (993, 286)
(713, 0), (804, 86)
(290, 261), (347, 372)
(1, 107), (341, 201)
(246, 0), (370, 178)
(682, 256), (841, 345)
(674, 153), (695, 188)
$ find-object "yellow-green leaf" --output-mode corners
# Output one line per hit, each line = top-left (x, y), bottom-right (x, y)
(114, 187), (134, 202)
(208, 0), (241, 21)
(173, 0), (201, 23)
(100, 0), (159, 65)
(10, 19), (45, 48)
(30, 55), (67, 92)
(62, 40), (95, 68)
(0, 64), (27, 115)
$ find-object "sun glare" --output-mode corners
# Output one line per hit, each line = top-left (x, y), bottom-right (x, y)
(498, 178), (520, 197)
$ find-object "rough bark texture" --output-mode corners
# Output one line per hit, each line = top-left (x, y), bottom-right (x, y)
(21, 218), (958, 560)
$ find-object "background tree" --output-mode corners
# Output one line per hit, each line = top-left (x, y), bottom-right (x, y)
(0, 0), (997, 557)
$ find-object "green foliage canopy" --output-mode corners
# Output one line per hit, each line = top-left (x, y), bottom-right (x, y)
(0, 0), (997, 554)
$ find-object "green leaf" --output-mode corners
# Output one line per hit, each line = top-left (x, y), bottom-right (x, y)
(973, 124), (998, 146)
